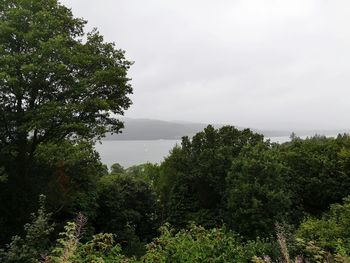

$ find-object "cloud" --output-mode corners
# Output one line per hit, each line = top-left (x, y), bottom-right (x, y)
(60, 0), (350, 129)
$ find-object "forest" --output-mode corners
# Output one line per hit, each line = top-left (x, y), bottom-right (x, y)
(1, 0), (350, 262)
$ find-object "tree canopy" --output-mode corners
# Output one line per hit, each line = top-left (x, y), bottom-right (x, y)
(155, 125), (265, 228)
(0, 0), (132, 169)
(0, 0), (133, 243)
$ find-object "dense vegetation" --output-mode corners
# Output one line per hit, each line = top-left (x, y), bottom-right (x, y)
(2, 128), (350, 262)
(1, 0), (350, 262)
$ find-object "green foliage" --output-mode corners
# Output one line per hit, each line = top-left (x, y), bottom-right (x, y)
(74, 233), (133, 263)
(141, 224), (273, 263)
(154, 127), (350, 240)
(0, 0), (132, 243)
(111, 163), (125, 174)
(226, 143), (293, 238)
(40, 223), (278, 263)
(253, 225), (350, 263)
(0, 140), (106, 243)
(125, 163), (160, 185)
(34, 140), (106, 221)
(279, 135), (350, 216)
(111, 162), (160, 185)
(49, 221), (81, 263)
(94, 172), (160, 256)
(47, 217), (134, 263)
(0, 0), (132, 146)
(157, 125), (264, 228)
(0, 195), (54, 263)
(0, 166), (7, 183)
(297, 196), (350, 257)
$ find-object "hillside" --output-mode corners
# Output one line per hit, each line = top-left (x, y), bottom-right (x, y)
(104, 118), (208, 140)
(103, 118), (348, 140)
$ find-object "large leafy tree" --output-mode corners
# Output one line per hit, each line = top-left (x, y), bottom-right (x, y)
(156, 125), (264, 228)
(226, 143), (293, 238)
(0, 0), (132, 241)
(0, 0), (132, 174)
(279, 135), (350, 216)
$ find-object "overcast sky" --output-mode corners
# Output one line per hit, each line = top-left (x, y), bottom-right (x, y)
(61, 0), (350, 130)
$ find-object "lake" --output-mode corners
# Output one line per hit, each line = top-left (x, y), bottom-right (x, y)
(95, 136), (296, 169)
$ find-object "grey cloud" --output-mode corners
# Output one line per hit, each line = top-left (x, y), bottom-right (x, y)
(60, 0), (350, 130)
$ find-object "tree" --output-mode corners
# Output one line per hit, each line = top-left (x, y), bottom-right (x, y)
(111, 163), (125, 174)
(0, 0), (132, 241)
(279, 135), (350, 216)
(34, 140), (108, 226)
(0, 0), (132, 173)
(226, 143), (293, 238)
(94, 173), (160, 256)
(156, 125), (264, 228)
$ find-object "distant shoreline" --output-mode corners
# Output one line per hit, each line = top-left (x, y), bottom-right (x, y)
(102, 118), (348, 141)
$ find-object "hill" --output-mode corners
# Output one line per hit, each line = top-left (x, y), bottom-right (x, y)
(104, 118), (208, 140)
(103, 118), (347, 140)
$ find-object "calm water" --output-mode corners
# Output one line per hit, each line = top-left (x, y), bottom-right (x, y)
(95, 140), (180, 168)
(95, 136), (295, 169)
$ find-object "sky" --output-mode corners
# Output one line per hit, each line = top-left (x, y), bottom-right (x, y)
(60, 0), (350, 130)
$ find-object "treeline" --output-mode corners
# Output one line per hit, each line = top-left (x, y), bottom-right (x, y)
(1, 125), (350, 262)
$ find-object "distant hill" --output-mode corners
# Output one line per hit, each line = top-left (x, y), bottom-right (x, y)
(104, 118), (208, 140)
(103, 118), (348, 141)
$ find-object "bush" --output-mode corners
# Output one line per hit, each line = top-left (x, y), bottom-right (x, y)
(0, 195), (54, 263)
(141, 224), (274, 263)
(297, 196), (350, 258)
(47, 216), (134, 263)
